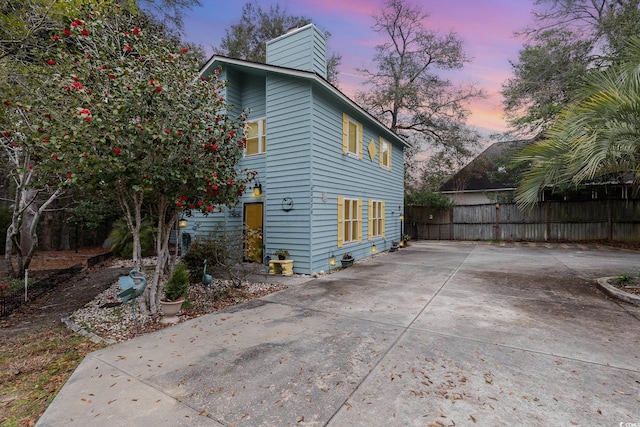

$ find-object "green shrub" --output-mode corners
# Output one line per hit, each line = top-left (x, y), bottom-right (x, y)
(108, 218), (155, 258)
(181, 224), (260, 288)
(163, 263), (189, 301)
(182, 239), (228, 282)
(612, 272), (636, 286)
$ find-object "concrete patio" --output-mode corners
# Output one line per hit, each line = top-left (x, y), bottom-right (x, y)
(37, 241), (640, 426)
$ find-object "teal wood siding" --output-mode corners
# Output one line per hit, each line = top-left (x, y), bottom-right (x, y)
(219, 69), (241, 115)
(242, 77), (266, 118)
(264, 74), (313, 273)
(309, 90), (404, 272)
(265, 25), (327, 79)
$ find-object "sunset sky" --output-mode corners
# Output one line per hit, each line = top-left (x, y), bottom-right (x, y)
(181, 0), (537, 136)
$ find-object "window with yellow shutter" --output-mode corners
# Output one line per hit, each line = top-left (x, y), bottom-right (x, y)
(340, 197), (360, 245)
(245, 118), (266, 156)
(342, 113), (362, 158)
(371, 200), (384, 237)
(380, 138), (391, 169)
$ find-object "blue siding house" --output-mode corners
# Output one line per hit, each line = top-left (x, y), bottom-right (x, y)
(181, 24), (407, 275)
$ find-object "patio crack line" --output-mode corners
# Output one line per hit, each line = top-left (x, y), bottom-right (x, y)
(324, 245), (476, 426)
(82, 354), (227, 426)
(404, 327), (640, 374)
(549, 251), (640, 323)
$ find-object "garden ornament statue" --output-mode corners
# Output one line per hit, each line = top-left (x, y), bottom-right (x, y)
(118, 269), (147, 328)
(203, 259), (213, 309)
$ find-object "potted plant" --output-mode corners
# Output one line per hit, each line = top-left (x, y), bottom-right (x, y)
(160, 263), (189, 324)
(402, 234), (411, 247)
(341, 253), (354, 268)
(275, 249), (289, 260)
(390, 241), (399, 252)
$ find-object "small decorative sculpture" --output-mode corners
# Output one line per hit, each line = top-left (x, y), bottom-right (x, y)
(202, 260), (213, 309)
(118, 269), (147, 328)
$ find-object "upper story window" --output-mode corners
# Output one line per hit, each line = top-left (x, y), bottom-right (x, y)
(380, 138), (391, 170)
(245, 118), (266, 156)
(342, 113), (362, 159)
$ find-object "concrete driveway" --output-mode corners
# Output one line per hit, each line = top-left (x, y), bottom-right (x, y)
(37, 242), (640, 426)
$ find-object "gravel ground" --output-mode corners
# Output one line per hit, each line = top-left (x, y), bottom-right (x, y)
(68, 258), (287, 343)
(68, 279), (287, 343)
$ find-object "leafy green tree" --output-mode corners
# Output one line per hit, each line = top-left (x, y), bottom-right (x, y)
(356, 0), (484, 188)
(215, 1), (342, 85)
(137, 0), (201, 31)
(502, 30), (592, 136)
(2, 3), (255, 313)
(64, 5), (255, 313)
(515, 37), (640, 209)
(503, 0), (640, 137)
(1, 0), (200, 276)
(0, 0), (92, 277)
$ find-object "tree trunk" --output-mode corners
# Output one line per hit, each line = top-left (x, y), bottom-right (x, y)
(40, 211), (54, 251)
(148, 197), (178, 315)
(20, 189), (37, 262)
(59, 213), (71, 250)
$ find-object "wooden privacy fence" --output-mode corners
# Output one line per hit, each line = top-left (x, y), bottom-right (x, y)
(406, 200), (640, 243)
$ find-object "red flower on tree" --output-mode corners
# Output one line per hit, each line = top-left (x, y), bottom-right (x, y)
(125, 45), (132, 52)
(70, 19), (83, 27)
(155, 86), (162, 92)
(113, 147), (121, 155)
(47, 59), (55, 66)
(52, 35), (60, 41)
(63, 29), (72, 36)
(81, 29), (89, 36)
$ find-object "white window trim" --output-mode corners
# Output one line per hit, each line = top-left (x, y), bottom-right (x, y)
(245, 117), (266, 156)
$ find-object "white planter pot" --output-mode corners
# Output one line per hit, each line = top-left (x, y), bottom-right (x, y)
(160, 298), (184, 324)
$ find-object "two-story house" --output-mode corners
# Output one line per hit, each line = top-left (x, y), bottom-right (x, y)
(180, 24), (407, 275)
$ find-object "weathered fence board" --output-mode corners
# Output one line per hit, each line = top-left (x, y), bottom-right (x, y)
(407, 200), (640, 243)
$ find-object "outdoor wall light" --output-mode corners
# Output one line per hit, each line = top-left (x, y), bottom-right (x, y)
(329, 252), (337, 266)
(371, 244), (377, 253)
(178, 218), (188, 228)
(253, 177), (262, 197)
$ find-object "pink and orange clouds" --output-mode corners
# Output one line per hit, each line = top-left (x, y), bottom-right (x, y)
(182, 0), (534, 134)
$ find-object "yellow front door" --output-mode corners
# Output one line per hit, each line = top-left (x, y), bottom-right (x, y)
(243, 203), (263, 262)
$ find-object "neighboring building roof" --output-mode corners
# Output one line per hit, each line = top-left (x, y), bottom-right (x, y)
(439, 140), (530, 193)
(199, 55), (409, 149)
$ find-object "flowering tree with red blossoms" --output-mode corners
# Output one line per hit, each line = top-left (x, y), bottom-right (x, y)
(3, 3), (255, 314)
(0, 2), (89, 278)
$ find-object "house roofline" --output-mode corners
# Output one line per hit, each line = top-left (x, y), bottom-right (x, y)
(439, 187), (516, 195)
(199, 55), (410, 149)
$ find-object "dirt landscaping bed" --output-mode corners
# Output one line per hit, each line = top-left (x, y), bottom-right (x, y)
(0, 249), (285, 426)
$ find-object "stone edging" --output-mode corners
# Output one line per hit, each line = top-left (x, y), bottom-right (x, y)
(596, 277), (640, 307)
(61, 316), (116, 345)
